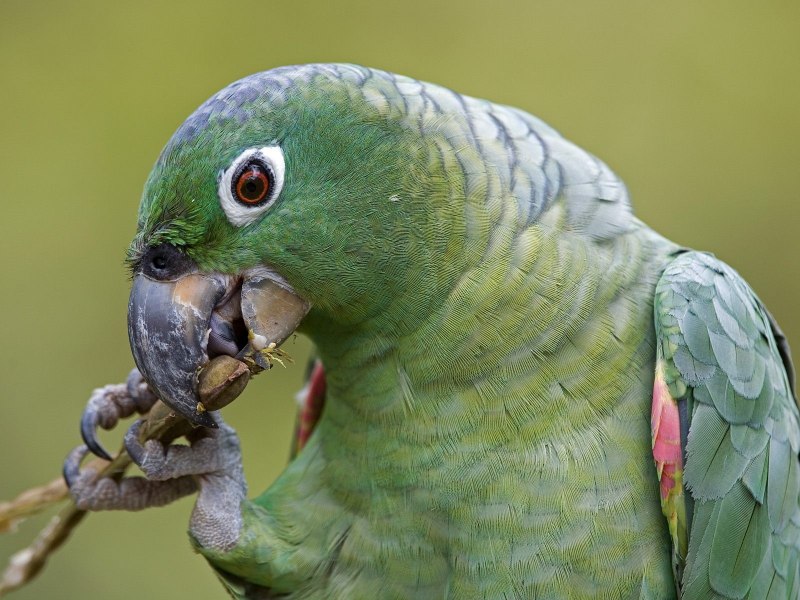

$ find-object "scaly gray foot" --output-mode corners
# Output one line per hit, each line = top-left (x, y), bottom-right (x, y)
(79, 368), (158, 460)
(65, 388), (247, 549)
(64, 443), (198, 511)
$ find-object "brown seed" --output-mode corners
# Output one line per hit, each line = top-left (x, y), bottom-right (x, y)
(197, 356), (251, 412)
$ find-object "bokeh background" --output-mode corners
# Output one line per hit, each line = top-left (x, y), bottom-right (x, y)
(1, 1), (798, 598)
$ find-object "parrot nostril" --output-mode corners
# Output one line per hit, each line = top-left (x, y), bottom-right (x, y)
(151, 255), (168, 271)
(140, 243), (196, 281)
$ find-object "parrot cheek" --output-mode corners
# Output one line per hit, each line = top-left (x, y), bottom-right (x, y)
(128, 265), (309, 427)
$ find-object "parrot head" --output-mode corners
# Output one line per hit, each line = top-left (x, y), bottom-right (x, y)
(126, 64), (457, 425)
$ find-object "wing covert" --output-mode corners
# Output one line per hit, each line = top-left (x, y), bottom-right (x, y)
(653, 251), (800, 599)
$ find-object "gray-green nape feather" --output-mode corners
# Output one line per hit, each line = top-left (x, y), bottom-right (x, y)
(343, 64), (636, 241)
(164, 63), (636, 244)
(655, 251), (800, 599)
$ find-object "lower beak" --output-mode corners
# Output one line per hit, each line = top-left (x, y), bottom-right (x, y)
(128, 269), (309, 426)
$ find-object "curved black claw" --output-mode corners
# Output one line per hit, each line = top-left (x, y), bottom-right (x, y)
(123, 420), (146, 466)
(63, 445), (90, 488)
(80, 370), (159, 461)
(81, 406), (112, 461)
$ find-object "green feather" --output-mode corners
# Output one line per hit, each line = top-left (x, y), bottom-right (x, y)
(768, 440), (800, 532)
(127, 64), (799, 598)
(708, 482), (769, 597)
(742, 449), (770, 504)
(655, 251), (800, 598)
(684, 404), (749, 499)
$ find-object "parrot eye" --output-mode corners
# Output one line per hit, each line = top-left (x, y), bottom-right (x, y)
(234, 163), (271, 205)
(218, 146), (285, 227)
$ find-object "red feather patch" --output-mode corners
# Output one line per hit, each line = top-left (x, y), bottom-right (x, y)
(651, 360), (689, 570)
(293, 360), (326, 455)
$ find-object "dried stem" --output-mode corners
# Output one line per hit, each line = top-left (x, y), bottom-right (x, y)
(0, 356), (251, 596)
(0, 401), (186, 596)
(0, 479), (69, 535)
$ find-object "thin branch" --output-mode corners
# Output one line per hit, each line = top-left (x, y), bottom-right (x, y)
(0, 478), (69, 535)
(0, 356), (251, 596)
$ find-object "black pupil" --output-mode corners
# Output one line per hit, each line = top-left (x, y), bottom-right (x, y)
(243, 175), (263, 197)
(152, 255), (167, 270)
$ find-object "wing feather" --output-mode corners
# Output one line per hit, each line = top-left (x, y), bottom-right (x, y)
(653, 251), (800, 598)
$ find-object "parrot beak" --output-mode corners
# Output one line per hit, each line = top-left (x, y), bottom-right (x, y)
(235, 270), (311, 371)
(128, 255), (309, 428)
(128, 272), (227, 427)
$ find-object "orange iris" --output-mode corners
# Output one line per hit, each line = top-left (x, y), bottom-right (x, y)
(235, 165), (270, 204)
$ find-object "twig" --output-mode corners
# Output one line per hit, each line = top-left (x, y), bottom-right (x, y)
(0, 496), (87, 596)
(0, 478), (69, 535)
(0, 356), (250, 596)
(0, 402), (178, 596)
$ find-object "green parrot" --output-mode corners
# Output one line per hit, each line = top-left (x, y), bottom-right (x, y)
(64, 63), (800, 599)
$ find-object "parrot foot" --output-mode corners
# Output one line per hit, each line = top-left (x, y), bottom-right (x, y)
(123, 415), (247, 549)
(80, 368), (158, 460)
(134, 415), (248, 551)
(63, 444), (198, 510)
(122, 417), (243, 482)
(65, 414), (246, 549)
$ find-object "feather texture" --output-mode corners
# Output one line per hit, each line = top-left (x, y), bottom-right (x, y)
(654, 251), (800, 598)
(127, 64), (799, 599)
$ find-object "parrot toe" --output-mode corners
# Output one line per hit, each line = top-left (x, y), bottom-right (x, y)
(80, 410), (112, 461)
(62, 444), (90, 489)
(63, 437), (198, 511)
(123, 416), (242, 481)
(79, 369), (158, 460)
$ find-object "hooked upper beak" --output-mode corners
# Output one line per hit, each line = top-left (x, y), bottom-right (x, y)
(127, 245), (309, 427)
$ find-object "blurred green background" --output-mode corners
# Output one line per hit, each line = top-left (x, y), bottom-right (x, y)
(1, 1), (798, 598)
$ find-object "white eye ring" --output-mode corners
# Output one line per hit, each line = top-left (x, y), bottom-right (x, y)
(218, 146), (285, 227)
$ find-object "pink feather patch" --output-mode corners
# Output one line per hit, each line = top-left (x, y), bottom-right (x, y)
(651, 361), (684, 501)
(294, 360), (326, 454)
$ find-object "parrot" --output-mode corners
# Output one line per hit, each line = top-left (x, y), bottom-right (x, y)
(63, 63), (800, 599)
